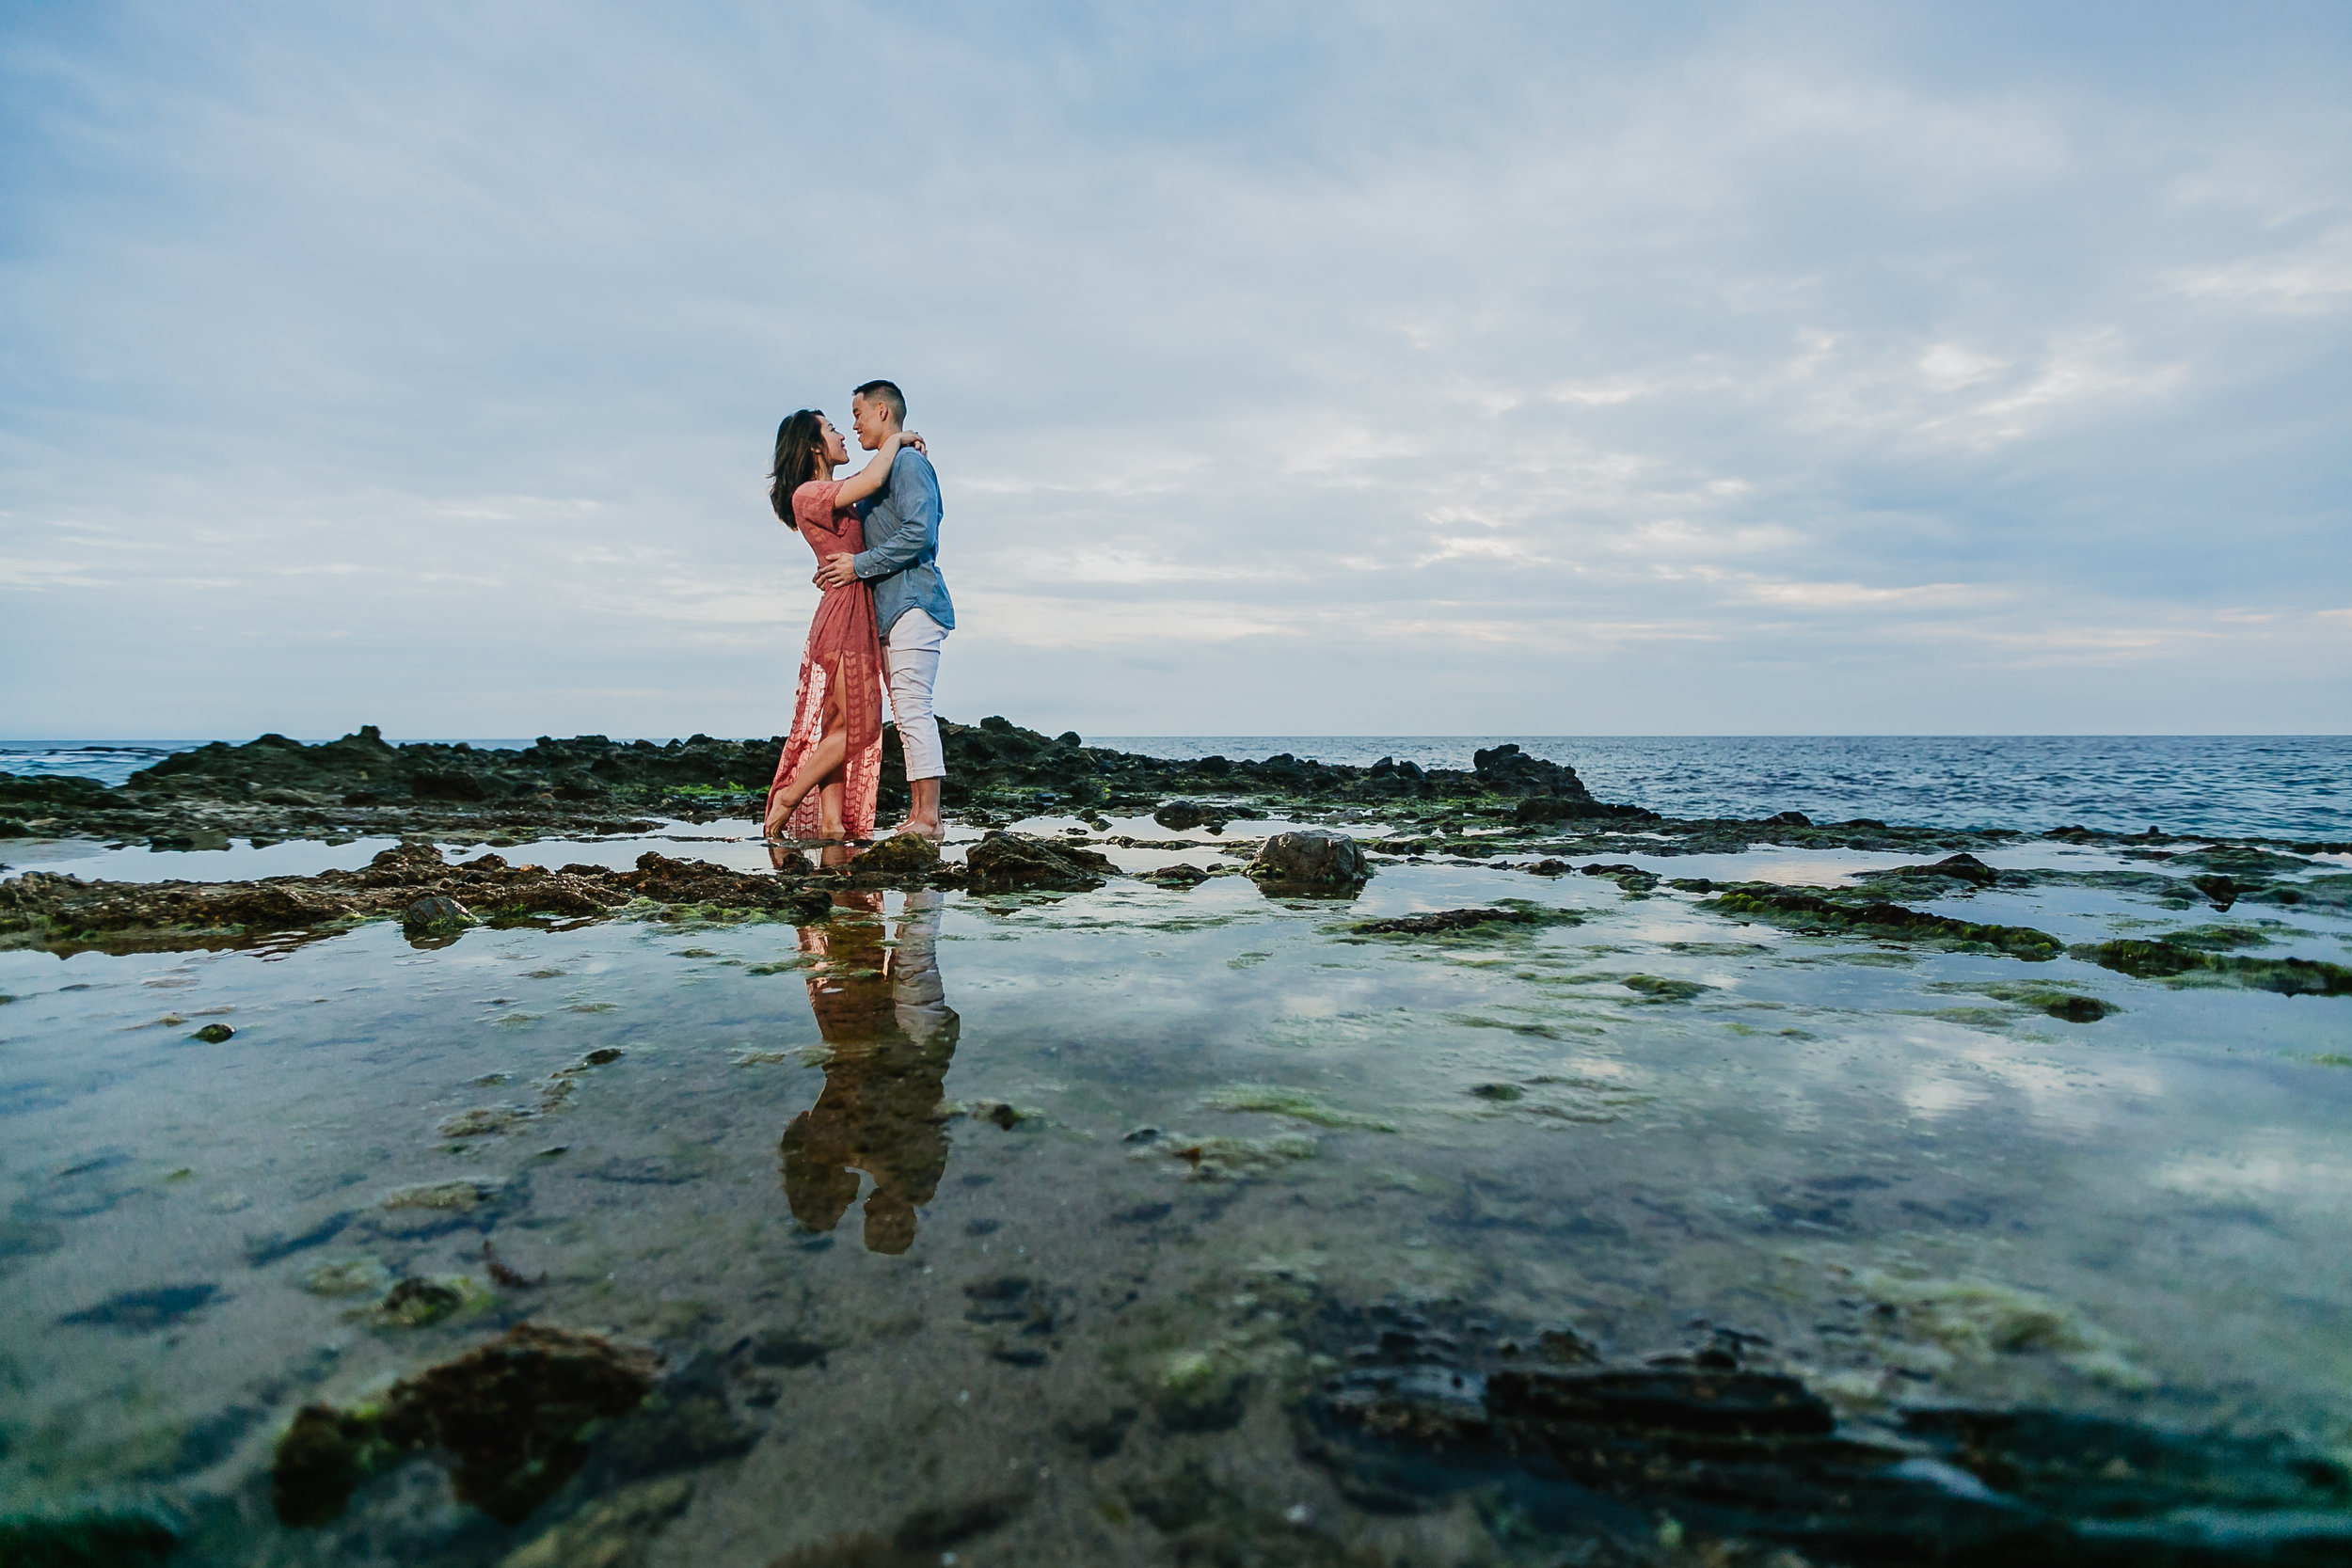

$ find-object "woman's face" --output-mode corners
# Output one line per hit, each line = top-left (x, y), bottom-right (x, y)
(818, 416), (850, 467)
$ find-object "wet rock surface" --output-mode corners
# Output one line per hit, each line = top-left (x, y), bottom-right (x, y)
(1700, 884), (2067, 959)
(0, 845), (851, 954)
(1248, 829), (1370, 894)
(1350, 907), (1561, 936)
(961, 831), (1114, 893)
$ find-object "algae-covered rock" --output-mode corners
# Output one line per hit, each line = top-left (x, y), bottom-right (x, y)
(1200, 1085), (1396, 1132)
(403, 894), (476, 933)
(1247, 829), (1368, 894)
(1136, 1130), (1318, 1180)
(962, 831), (1113, 893)
(1351, 907), (1548, 936)
(438, 1104), (535, 1139)
(2074, 940), (2352, 995)
(1704, 884), (2063, 959)
(1149, 1348), (1251, 1432)
(189, 1022), (235, 1043)
(373, 1275), (492, 1327)
(272, 1323), (660, 1528)
(1621, 974), (1708, 1003)
(381, 1178), (499, 1213)
(856, 832), (940, 877)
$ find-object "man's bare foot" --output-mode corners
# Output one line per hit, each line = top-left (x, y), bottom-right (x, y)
(887, 817), (945, 842)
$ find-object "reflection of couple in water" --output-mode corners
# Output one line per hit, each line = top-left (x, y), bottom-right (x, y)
(777, 888), (960, 1255)
(763, 379), (952, 847)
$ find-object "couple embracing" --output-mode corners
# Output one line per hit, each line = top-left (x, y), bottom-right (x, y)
(763, 379), (953, 845)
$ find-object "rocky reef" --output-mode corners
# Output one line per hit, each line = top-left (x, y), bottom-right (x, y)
(0, 723), (1659, 852)
(0, 844), (848, 955)
(8, 721), (2345, 876)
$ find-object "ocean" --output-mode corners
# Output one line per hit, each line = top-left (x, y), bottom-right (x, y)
(8, 733), (2346, 839)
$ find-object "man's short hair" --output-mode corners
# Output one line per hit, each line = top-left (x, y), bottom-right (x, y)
(852, 379), (906, 423)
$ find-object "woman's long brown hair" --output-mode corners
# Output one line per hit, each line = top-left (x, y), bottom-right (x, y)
(769, 409), (828, 529)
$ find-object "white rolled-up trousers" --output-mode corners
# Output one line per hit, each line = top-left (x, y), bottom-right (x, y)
(883, 609), (948, 781)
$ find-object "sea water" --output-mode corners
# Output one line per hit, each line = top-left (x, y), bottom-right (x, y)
(2, 764), (2350, 1563)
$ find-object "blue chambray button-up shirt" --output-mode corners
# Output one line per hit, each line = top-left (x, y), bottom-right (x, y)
(851, 447), (956, 637)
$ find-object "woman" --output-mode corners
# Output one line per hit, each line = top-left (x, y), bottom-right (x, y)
(762, 409), (922, 841)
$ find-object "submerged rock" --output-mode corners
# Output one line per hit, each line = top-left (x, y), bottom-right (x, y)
(272, 1323), (660, 1528)
(2074, 940), (2352, 996)
(1704, 884), (2064, 959)
(56, 1282), (221, 1332)
(1350, 907), (1546, 935)
(302, 1258), (393, 1297)
(962, 831), (1113, 893)
(1247, 829), (1369, 894)
(381, 1179), (500, 1213)
(373, 1275), (492, 1328)
(1621, 974), (1708, 1002)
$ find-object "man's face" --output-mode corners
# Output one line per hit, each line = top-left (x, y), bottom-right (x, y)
(850, 393), (891, 451)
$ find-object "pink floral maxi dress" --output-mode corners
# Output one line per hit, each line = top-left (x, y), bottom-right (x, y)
(766, 479), (884, 839)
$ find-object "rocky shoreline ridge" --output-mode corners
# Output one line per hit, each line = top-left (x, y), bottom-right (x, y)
(4, 720), (2348, 973)
(8, 717), (2345, 858)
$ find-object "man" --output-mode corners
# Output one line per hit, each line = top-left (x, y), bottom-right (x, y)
(816, 379), (953, 839)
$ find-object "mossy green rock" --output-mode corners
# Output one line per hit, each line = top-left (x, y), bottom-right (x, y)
(2074, 941), (2352, 996)
(857, 833), (940, 877)
(1705, 885), (2063, 959)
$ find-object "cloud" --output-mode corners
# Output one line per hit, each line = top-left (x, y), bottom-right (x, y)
(0, 1), (2346, 737)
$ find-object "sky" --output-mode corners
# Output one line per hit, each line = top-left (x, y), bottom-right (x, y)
(3, 1), (2347, 740)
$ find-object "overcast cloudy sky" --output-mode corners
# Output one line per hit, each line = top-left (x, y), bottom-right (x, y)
(4, 1), (2346, 739)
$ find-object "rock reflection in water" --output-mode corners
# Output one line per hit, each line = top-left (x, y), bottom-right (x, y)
(778, 890), (960, 1254)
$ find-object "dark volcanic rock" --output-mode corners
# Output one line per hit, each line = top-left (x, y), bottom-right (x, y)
(1248, 829), (1369, 894)
(962, 832), (1114, 893)
(274, 1323), (660, 1528)
(0, 845), (837, 955)
(0, 719), (1668, 853)
(1152, 800), (1215, 832)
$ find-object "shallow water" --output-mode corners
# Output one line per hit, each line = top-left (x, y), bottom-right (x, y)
(4, 820), (2350, 1562)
